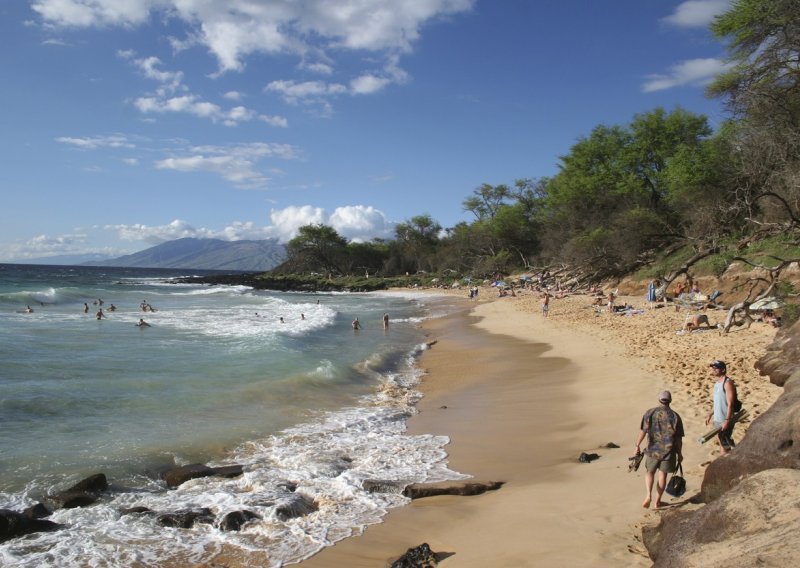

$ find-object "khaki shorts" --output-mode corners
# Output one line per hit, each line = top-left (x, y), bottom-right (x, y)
(645, 453), (677, 473)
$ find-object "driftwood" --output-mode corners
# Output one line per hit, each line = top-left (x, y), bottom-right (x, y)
(720, 256), (800, 333)
(696, 409), (749, 444)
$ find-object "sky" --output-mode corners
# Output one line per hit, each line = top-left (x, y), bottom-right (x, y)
(0, 0), (735, 263)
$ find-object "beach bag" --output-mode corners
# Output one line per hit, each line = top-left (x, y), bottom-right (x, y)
(665, 463), (686, 498)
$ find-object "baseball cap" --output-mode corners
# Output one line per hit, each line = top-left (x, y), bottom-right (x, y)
(710, 360), (727, 370)
(658, 390), (672, 403)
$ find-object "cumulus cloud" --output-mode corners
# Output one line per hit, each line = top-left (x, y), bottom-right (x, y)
(32, 0), (475, 109)
(267, 204), (394, 242)
(154, 142), (300, 188)
(104, 204), (393, 246)
(662, 0), (731, 28)
(642, 57), (733, 92)
(109, 219), (273, 244)
(0, 232), (123, 261)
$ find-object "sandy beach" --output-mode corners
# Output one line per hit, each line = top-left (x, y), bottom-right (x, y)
(302, 288), (781, 567)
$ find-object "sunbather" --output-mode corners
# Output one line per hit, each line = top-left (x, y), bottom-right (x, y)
(684, 314), (714, 331)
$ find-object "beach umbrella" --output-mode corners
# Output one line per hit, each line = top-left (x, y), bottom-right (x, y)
(750, 297), (784, 311)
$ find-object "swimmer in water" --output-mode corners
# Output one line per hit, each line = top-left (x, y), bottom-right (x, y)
(136, 318), (151, 327)
(352, 317), (361, 330)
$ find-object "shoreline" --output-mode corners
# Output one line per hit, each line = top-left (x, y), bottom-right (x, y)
(302, 288), (781, 566)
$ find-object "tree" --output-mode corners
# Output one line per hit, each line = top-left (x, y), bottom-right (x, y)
(393, 214), (442, 273)
(463, 183), (513, 220)
(708, 0), (800, 227)
(286, 224), (348, 275)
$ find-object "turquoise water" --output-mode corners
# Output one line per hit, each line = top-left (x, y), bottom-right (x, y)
(0, 264), (466, 567)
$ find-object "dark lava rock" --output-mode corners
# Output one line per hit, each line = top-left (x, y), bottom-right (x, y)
(22, 503), (50, 519)
(578, 452), (600, 463)
(119, 506), (153, 516)
(157, 508), (215, 529)
(161, 463), (244, 488)
(402, 481), (504, 500)
(274, 494), (317, 521)
(219, 510), (261, 531)
(391, 542), (439, 568)
(362, 479), (403, 494)
(0, 509), (61, 543)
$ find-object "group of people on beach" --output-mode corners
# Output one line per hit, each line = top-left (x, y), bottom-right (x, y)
(636, 359), (739, 509)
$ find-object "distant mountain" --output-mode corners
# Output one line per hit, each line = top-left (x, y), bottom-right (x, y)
(82, 238), (286, 271)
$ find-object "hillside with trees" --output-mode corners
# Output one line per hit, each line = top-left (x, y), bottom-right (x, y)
(269, 0), (799, 311)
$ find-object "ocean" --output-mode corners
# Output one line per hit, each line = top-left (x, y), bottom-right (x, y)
(0, 264), (467, 567)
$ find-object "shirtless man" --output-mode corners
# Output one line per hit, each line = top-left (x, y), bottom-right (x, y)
(136, 318), (151, 327)
(96, 309), (105, 320)
(383, 313), (389, 329)
(352, 317), (361, 330)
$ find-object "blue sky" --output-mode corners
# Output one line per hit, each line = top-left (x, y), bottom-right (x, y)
(0, 0), (734, 262)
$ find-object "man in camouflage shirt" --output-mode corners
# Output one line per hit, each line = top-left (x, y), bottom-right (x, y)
(635, 390), (684, 508)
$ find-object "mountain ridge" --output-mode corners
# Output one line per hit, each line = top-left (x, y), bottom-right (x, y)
(81, 238), (285, 271)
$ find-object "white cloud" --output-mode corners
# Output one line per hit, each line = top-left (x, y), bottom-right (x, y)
(642, 57), (733, 92)
(350, 74), (392, 95)
(662, 0), (731, 28)
(133, 93), (288, 127)
(31, 0), (154, 27)
(104, 205), (393, 246)
(329, 205), (392, 241)
(119, 51), (288, 126)
(154, 142), (300, 188)
(266, 204), (393, 242)
(268, 206), (328, 241)
(32, 0), (475, 103)
(0, 232), (123, 261)
(56, 134), (135, 149)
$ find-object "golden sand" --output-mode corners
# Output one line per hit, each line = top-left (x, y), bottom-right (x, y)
(301, 288), (781, 567)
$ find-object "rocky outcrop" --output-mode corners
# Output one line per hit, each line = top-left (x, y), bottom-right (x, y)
(46, 473), (109, 509)
(157, 508), (215, 529)
(161, 463), (244, 488)
(644, 469), (800, 567)
(402, 480), (504, 500)
(219, 510), (261, 531)
(274, 493), (317, 521)
(0, 509), (61, 543)
(755, 319), (800, 386)
(391, 542), (440, 567)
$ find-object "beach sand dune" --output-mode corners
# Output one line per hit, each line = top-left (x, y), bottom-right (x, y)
(302, 290), (780, 567)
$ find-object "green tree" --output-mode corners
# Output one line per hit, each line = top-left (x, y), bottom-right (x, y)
(286, 224), (348, 275)
(393, 214), (442, 273)
(708, 0), (800, 227)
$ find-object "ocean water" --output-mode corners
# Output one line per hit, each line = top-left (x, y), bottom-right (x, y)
(0, 264), (467, 567)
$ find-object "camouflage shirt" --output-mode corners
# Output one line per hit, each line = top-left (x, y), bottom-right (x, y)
(640, 404), (684, 460)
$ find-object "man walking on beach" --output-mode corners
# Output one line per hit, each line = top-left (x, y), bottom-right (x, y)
(705, 360), (737, 453)
(635, 390), (684, 508)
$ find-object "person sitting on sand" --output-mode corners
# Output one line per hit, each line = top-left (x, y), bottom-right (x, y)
(635, 390), (684, 509)
(136, 318), (151, 327)
(684, 313), (714, 331)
